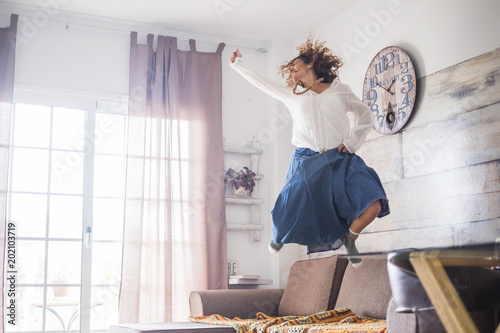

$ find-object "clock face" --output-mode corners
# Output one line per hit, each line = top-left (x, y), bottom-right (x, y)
(362, 46), (417, 135)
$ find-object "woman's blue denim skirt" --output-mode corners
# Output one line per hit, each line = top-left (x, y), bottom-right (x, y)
(271, 147), (390, 250)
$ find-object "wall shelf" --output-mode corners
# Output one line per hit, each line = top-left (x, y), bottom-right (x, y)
(226, 223), (264, 231)
(224, 138), (263, 241)
(225, 196), (264, 205)
(223, 146), (263, 155)
(228, 278), (273, 289)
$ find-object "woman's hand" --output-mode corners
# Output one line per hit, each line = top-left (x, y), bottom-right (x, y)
(229, 49), (242, 64)
(337, 143), (351, 154)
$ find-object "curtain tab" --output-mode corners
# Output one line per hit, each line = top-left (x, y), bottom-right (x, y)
(157, 35), (165, 49)
(8, 14), (18, 49)
(189, 39), (196, 51)
(216, 43), (226, 55)
(171, 36), (178, 50)
(10, 14), (18, 28)
(147, 33), (154, 46)
(130, 31), (138, 46)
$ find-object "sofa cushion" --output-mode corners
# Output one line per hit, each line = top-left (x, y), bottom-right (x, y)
(334, 258), (392, 319)
(278, 255), (346, 316)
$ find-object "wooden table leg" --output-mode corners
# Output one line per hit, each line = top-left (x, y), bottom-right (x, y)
(409, 255), (479, 333)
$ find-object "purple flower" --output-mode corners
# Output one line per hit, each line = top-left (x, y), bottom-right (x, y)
(224, 166), (257, 193)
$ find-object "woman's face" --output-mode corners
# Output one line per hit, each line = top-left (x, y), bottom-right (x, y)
(289, 58), (311, 83)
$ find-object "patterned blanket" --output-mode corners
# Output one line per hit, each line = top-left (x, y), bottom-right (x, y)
(189, 308), (387, 333)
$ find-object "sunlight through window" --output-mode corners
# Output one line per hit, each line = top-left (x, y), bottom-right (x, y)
(6, 102), (127, 332)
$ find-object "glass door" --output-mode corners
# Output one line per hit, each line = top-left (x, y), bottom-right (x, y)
(5, 99), (126, 332)
(87, 106), (127, 332)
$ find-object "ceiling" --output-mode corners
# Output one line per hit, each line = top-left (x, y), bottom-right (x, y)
(2, 0), (360, 41)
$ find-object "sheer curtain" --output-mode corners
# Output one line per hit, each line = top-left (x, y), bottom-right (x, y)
(0, 14), (17, 333)
(119, 32), (227, 323)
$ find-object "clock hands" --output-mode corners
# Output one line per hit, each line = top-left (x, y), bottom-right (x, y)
(387, 78), (395, 92)
(377, 79), (395, 95)
(376, 82), (389, 92)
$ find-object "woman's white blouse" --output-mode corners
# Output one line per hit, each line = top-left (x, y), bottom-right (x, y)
(230, 58), (372, 153)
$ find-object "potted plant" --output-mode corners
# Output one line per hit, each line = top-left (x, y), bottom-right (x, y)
(50, 271), (74, 298)
(225, 167), (256, 196)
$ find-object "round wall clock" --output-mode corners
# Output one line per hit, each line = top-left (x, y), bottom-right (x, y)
(362, 46), (417, 135)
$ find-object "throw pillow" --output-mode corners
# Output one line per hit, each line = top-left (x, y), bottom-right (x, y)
(278, 255), (344, 316)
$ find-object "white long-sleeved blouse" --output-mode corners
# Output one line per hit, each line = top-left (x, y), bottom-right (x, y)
(230, 58), (372, 153)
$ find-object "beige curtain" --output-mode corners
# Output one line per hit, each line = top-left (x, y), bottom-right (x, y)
(119, 32), (227, 323)
(0, 14), (17, 333)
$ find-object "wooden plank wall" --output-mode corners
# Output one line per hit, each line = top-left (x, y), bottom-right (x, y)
(349, 48), (500, 253)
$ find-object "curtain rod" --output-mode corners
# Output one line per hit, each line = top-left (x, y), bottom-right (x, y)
(9, 9), (268, 53)
(130, 30), (268, 54)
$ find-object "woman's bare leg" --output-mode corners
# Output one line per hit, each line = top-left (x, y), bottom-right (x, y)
(344, 200), (381, 266)
(350, 200), (381, 233)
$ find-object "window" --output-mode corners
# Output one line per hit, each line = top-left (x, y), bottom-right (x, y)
(6, 96), (127, 332)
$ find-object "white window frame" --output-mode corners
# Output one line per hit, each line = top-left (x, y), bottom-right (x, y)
(8, 85), (128, 333)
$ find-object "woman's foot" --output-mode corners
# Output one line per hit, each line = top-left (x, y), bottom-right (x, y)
(344, 229), (362, 267)
(345, 201), (381, 267)
(268, 240), (283, 253)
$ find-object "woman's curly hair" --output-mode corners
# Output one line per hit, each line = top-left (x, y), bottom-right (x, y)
(279, 35), (343, 87)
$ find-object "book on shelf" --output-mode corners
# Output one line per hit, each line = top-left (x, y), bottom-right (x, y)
(229, 274), (260, 280)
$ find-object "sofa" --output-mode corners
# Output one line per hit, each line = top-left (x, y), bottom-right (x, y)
(110, 253), (499, 333)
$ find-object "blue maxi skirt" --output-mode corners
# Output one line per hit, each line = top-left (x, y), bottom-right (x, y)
(271, 147), (390, 252)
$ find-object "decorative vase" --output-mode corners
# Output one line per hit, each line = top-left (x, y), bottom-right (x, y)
(51, 282), (70, 297)
(232, 185), (250, 196)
